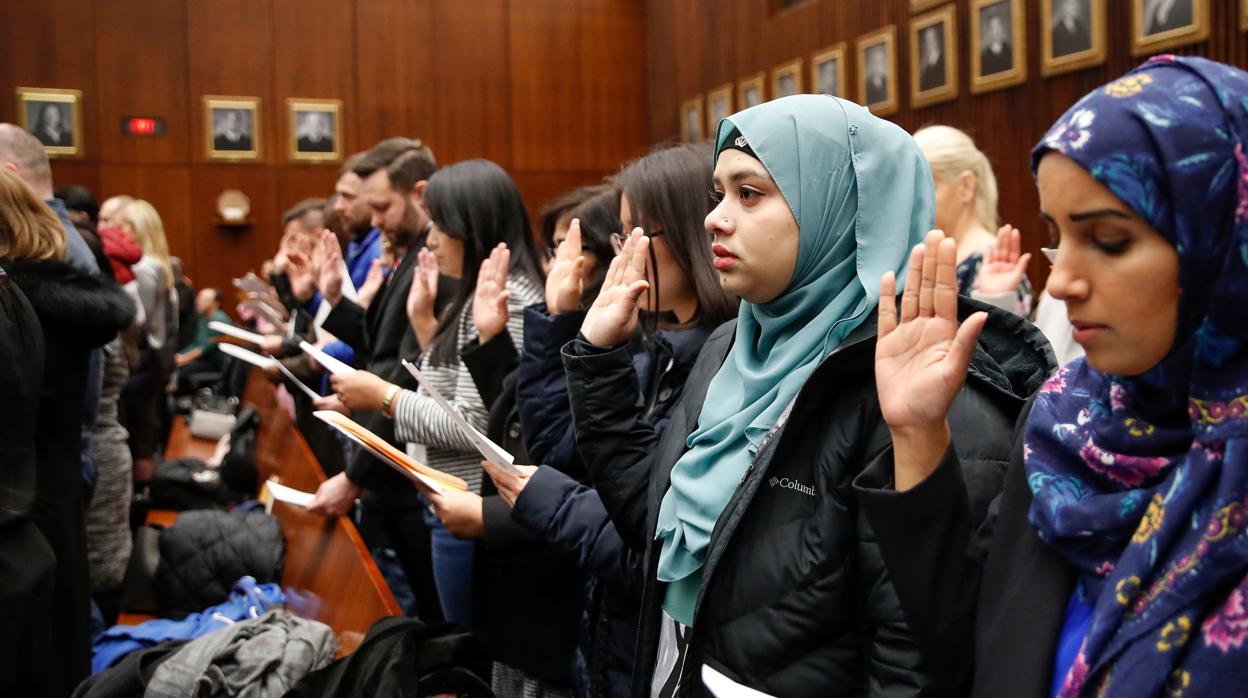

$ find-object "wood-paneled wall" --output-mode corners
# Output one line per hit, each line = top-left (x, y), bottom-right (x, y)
(645, 0), (1248, 288)
(0, 0), (648, 295)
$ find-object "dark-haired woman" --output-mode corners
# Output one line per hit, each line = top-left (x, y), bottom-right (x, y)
(541, 96), (1051, 696)
(486, 147), (737, 698)
(330, 159), (544, 626)
(859, 56), (1248, 697)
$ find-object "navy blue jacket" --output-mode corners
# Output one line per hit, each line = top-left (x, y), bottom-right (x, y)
(513, 304), (715, 698)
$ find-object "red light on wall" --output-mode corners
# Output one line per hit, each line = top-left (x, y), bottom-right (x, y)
(122, 117), (166, 136)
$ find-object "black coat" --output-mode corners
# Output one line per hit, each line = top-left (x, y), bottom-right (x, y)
(459, 330), (583, 687)
(564, 298), (1052, 697)
(3, 258), (135, 696)
(0, 265), (57, 694)
(855, 395), (1081, 698)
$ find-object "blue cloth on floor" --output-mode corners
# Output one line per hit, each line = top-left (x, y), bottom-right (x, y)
(91, 576), (284, 673)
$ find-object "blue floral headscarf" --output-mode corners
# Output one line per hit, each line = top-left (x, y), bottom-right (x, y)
(1026, 56), (1248, 696)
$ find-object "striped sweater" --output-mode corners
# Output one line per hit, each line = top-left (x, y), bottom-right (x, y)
(393, 273), (542, 492)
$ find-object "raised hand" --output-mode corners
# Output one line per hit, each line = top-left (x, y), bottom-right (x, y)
(406, 248), (440, 349)
(546, 218), (586, 315)
(314, 229), (346, 305)
(472, 243), (512, 344)
(875, 230), (987, 490)
(976, 224), (1031, 296)
(285, 248), (317, 302)
(356, 258), (386, 309)
(580, 228), (650, 348)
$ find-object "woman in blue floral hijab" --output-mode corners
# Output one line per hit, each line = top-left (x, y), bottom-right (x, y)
(860, 55), (1248, 697)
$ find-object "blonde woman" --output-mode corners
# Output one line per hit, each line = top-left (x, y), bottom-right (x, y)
(116, 199), (179, 482)
(0, 165), (134, 693)
(914, 125), (1032, 316)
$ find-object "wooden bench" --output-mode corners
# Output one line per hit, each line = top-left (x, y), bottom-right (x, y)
(120, 369), (400, 656)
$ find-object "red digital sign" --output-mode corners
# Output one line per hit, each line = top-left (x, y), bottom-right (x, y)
(122, 117), (165, 136)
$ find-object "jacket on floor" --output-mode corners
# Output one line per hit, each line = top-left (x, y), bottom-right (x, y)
(563, 298), (1054, 697)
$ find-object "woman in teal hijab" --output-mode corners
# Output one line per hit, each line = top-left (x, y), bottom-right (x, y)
(561, 94), (1051, 696)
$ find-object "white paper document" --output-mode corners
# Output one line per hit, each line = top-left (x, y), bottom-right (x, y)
(702, 665), (776, 698)
(209, 321), (267, 345)
(300, 341), (356, 376)
(263, 480), (315, 508)
(273, 361), (321, 401)
(220, 343), (278, 370)
(233, 272), (271, 296)
(401, 359), (520, 475)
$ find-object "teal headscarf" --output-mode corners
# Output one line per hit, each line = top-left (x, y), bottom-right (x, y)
(655, 94), (935, 626)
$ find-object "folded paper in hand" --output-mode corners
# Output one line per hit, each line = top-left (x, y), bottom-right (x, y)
(401, 359), (521, 475)
(300, 341), (356, 376)
(260, 480), (315, 510)
(209, 321), (267, 345)
(313, 410), (467, 493)
(702, 665), (777, 698)
(220, 343), (278, 370)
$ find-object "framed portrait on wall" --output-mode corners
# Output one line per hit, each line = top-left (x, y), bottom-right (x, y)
(910, 5), (958, 109)
(910, 0), (946, 11)
(738, 73), (766, 110)
(205, 96), (260, 161)
(971, 0), (1027, 94)
(1243, 0), (1248, 31)
(1042, 0), (1106, 76)
(771, 59), (803, 99)
(1131, 0), (1209, 56)
(16, 87), (83, 158)
(681, 96), (705, 143)
(811, 43), (848, 99)
(288, 99), (342, 163)
(857, 25), (898, 117)
(706, 84), (734, 136)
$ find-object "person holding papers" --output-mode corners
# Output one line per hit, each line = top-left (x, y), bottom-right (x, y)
(553, 96), (1049, 696)
(327, 159), (544, 629)
(303, 137), (448, 623)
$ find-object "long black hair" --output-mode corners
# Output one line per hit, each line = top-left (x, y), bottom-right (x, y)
(423, 159), (544, 366)
(612, 143), (738, 329)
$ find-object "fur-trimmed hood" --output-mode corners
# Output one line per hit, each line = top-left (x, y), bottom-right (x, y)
(2, 258), (137, 349)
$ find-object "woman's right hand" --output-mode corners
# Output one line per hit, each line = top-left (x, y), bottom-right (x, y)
(406, 248), (440, 348)
(875, 230), (987, 490)
(546, 218), (587, 315)
(580, 228), (650, 348)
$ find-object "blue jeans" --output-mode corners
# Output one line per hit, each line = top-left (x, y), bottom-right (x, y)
(423, 501), (476, 625)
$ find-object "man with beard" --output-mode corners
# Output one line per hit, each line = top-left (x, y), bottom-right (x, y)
(307, 137), (449, 621)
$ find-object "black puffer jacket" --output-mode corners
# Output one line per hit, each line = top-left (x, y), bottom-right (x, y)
(155, 510), (285, 617)
(563, 298), (1054, 697)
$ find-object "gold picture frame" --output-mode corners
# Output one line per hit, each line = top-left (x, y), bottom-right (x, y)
(738, 73), (766, 110)
(204, 96), (261, 162)
(857, 25), (898, 117)
(811, 43), (848, 99)
(971, 0), (1027, 95)
(680, 96), (705, 143)
(287, 99), (342, 164)
(910, 0), (946, 11)
(16, 87), (83, 159)
(770, 59), (804, 99)
(1042, 0), (1107, 76)
(911, 4), (959, 109)
(1131, 0), (1209, 56)
(1242, 0), (1248, 32)
(706, 84), (734, 139)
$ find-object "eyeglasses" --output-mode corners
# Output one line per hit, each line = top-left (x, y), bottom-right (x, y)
(610, 228), (664, 248)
